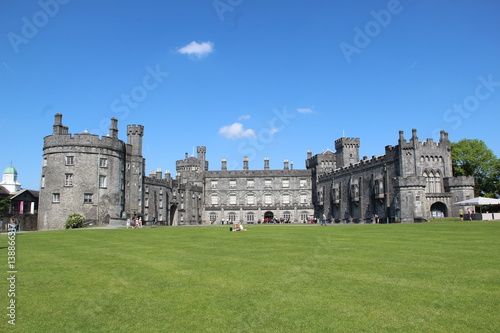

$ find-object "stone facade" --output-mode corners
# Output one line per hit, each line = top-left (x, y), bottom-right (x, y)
(202, 158), (314, 224)
(38, 114), (474, 230)
(311, 129), (475, 223)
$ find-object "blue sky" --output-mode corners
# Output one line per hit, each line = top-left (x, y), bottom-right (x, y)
(1, 0), (499, 190)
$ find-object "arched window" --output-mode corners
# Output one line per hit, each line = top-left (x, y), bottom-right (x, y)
(434, 170), (442, 193)
(424, 170), (442, 193)
(209, 212), (217, 223)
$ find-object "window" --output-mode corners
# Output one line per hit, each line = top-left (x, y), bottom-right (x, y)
(282, 179), (289, 188)
(265, 179), (272, 188)
(41, 176), (45, 188)
(264, 194), (272, 205)
(424, 170), (442, 193)
(84, 193), (93, 204)
(246, 212), (254, 222)
(209, 212), (217, 223)
(228, 212), (236, 223)
(300, 211), (309, 221)
(145, 186), (149, 193)
(282, 193), (290, 204)
(65, 156), (74, 165)
(247, 193), (255, 205)
(145, 197), (149, 207)
(52, 193), (60, 203)
(300, 193), (308, 204)
(43, 158), (47, 166)
(283, 211), (291, 220)
(374, 179), (383, 196)
(229, 179), (236, 189)
(211, 194), (219, 205)
(211, 180), (218, 189)
(65, 173), (73, 186)
(300, 179), (307, 187)
(229, 194), (237, 205)
(99, 175), (107, 188)
(99, 158), (108, 168)
(247, 179), (254, 188)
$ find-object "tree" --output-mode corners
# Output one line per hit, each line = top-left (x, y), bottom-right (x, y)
(451, 139), (500, 197)
(0, 195), (12, 218)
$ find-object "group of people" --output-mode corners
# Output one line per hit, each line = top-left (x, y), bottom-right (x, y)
(458, 208), (474, 221)
(230, 224), (247, 231)
(129, 216), (143, 229)
(128, 216), (157, 228)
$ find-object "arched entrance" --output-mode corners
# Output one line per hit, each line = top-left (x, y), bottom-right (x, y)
(430, 202), (447, 218)
(264, 211), (273, 223)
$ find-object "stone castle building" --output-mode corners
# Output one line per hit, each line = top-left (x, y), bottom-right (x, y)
(38, 114), (474, 230)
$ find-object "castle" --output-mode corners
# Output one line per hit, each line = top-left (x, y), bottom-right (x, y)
(38, 114), (474, 230)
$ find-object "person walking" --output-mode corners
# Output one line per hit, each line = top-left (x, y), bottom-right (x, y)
(458, 208), (464, 221)
(467, 208), (473, 221)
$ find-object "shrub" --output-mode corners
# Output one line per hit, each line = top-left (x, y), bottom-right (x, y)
(65, 214), (86, 229)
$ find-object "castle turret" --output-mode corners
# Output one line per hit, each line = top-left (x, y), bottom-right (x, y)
(197, 146), (208, 170)
(335, 137), (360, 168)
(125, 124), (145, 217)
(127, 125), (144, 156)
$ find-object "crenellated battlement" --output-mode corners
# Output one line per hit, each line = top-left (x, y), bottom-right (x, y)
(318, 153), (388, 180)
(43, 132), (126, 152)
(127, 124), (144, 136)
(334, 137), (360, 150)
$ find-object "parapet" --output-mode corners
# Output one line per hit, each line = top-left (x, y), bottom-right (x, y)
(127, 124), (144, 136)
(334, 137), (360, 150)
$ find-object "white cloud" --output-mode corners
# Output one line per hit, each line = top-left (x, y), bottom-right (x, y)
(177, 41), (214, 58)
(238, 115), (251, 120)
(297, 108), (314, 114)
(218, 122), (256, 139)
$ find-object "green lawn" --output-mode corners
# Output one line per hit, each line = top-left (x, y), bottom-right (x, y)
(2, 222), (499, 332)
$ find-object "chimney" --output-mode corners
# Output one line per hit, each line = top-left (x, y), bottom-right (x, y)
(243, 156), (249, 170)
(307, 149), (312, 159)
(284, 159), (289, 170)
(264, 157), (270, 170)
(109, 117), (118, 138)
(221, 158), (227, 171)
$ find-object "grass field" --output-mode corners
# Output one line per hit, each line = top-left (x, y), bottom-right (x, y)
(1, 221), (499, 332)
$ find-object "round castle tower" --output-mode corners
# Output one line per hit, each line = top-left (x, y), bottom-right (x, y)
(39, 114), (127, 230)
